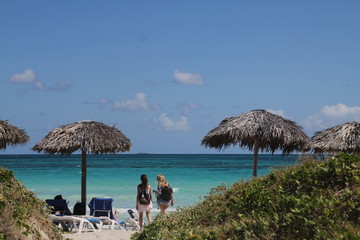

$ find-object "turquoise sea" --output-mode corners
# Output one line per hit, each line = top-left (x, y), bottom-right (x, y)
(0, 154), (303, 219)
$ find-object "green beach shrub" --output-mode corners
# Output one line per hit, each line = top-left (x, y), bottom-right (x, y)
(0, 167), (63, 240)
(132, 153), (360, 240)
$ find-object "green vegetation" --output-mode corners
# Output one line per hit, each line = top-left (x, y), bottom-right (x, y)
(133, 153), (360, 240)
(0, 167), (63, 240)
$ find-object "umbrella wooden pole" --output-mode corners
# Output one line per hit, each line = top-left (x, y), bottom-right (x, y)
(81, 149), (87, 206)
(201, 110), (309, 178)
(252, 141), (259, 178)
(30, 120), (132, 215)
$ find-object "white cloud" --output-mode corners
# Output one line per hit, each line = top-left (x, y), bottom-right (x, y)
(9, 68), (71, 92)
(114, 93), (157, 112)
(174, 70), (204, 85)
(83, 98), (110, 110)
(9, 68), (36, 83)
(320, 103), (360, 117)
(99, 98), (109, 104)
(180, 103), (200, 116)
(34, 81), (46, 90)
(302, 103), (360, 133)
(156, 113), (190, 131)
(267, 109), (285, 117)
(53, 81), (72, 91)
(33, 80), (71, 91)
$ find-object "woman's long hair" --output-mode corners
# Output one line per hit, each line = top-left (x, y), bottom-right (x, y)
(157, 174), (168, 187)
(140, 174), (148, 188)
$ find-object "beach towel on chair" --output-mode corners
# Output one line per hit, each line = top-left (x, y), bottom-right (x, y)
(88, 198), (114, 219)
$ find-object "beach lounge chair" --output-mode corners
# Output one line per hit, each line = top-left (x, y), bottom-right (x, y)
(45, 199), (72, 215)
(49, 214), (97, 233)
(126, 209), (140, 230)
(87, 197), (126, 230)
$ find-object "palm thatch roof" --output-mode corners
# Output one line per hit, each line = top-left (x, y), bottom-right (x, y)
(310, 121), (360, 154)
(32, 120), (131, 206)
(0, 120), (29, 150)
(202, 109), (309, 153)
(32, 120), (131, 154)
(202, 109), (309, 177)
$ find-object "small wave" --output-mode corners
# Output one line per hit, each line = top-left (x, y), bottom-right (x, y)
(101, 195), (112, 199)
(172, 187), (179, 192)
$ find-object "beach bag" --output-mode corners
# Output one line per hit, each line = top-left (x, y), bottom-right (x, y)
(138, 188), (150, 205)
(160, 185), (173, 201)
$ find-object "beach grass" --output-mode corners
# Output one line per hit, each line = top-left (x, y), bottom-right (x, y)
(0, 167), (63, 240)
(132, 153), (360, 240)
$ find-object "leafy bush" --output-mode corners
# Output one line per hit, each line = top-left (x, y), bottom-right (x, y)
(132, 153), (360, 240)
(0, 167), (63, 240)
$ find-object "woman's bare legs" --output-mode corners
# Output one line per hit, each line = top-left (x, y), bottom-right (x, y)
(138, 212), (144, 230)
(159, 204), (169, 215)
(145, 211), (152, 223)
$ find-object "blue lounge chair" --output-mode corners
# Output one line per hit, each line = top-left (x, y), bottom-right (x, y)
(45, 199), (72, 215)
(87, 197), (126, 230)
(88, 197), (115, 219)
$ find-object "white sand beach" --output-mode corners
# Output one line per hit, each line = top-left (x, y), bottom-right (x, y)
(63, 229), (136, 240)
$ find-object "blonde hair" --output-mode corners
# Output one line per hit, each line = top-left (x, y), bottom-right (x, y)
(157, 174), (168, 187)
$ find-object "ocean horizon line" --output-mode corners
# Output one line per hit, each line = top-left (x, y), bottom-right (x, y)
(0, 152), (307, 156)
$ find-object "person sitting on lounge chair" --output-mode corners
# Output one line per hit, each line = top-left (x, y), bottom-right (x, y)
(46, 195), (72, 215)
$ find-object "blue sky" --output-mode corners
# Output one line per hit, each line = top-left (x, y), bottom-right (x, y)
(1, 1), (360, 154)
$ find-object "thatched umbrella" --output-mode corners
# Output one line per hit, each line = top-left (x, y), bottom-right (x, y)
(310, 121), (360, 154)
(0, 120), (29, 150)
(32, 120), (131, 207)
(202, 109), (309, 177)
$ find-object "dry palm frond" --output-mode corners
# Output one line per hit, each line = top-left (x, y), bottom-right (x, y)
(202, 109), (309, 154)
(310, 121), (360, 154)
(0, 120), (29, 150)
(32, 120), (131, 206)
(32, 120), (131, 154)
(202, 110), (309, 177)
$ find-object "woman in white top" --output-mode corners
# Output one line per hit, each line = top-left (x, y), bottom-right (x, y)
(136, 174), (152, 229)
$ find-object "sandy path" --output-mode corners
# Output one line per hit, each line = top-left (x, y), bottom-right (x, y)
(63, 229), (137, 240)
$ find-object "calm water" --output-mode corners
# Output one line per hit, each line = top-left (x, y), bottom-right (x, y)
(0, 154), (302, 219)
